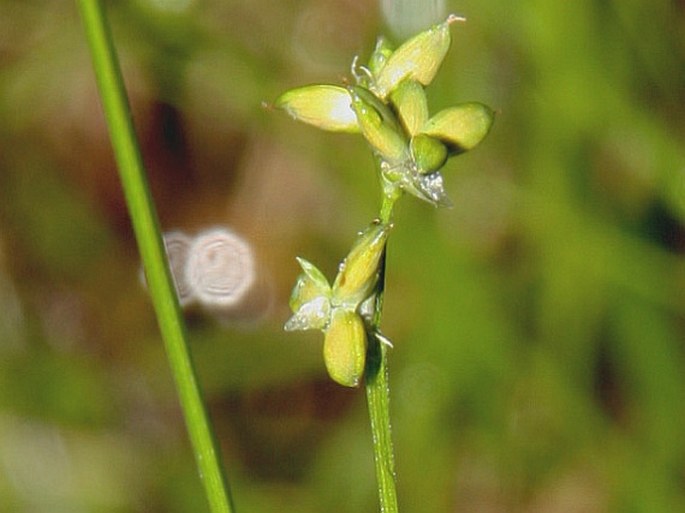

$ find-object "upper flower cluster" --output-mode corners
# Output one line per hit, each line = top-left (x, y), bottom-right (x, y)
(276, 14), (494, 207)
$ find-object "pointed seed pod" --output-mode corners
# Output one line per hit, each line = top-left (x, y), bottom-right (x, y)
(410, 134), (448, 174)
(390, 79), (429, 136)
(374, 14), (463, 99)
(323, 309), (367, 387)
(347, 86), (408, 164)
(420, 102), (495, 155)
(275, 85), (360, 133)
(333, 221), (391, 306)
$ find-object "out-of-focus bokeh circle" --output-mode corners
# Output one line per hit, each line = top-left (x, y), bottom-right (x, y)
(185, 227), (256, 308)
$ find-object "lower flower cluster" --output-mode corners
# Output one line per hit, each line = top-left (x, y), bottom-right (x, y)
(285, 222), (390, 387)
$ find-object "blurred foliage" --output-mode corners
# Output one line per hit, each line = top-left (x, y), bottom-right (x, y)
(1, 0), (685, 512)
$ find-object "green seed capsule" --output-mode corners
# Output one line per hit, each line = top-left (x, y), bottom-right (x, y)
(374, 14), (462, 99)
(333, 221), (391, 307)
(323, 309), (367, 387)
(420, 102), (495, 155)
(410, 134), (448, 174)
(347, 86), (408, 164)
(390, 79), (429, 136)
(275, 85), (360, 133)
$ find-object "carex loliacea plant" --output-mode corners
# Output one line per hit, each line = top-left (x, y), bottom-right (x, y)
(275, 14), (494, 512)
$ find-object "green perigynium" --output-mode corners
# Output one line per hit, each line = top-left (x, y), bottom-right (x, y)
(276, 85), (361, 133)
(323, 308), (367, 388)
(421, 102), (495, 155)
(371, 14), (460, 100)
(277, 14), (494, 386)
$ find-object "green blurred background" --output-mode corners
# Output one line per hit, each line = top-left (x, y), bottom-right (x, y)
(1, 0), (685, 511)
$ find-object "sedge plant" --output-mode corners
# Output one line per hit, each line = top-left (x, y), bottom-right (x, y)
(276, 14), (494, 513)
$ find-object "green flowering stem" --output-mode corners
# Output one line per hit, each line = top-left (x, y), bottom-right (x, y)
(76, 2), (235, 513)
(365, 192), (399, 513)
(276, 14), (493, 511)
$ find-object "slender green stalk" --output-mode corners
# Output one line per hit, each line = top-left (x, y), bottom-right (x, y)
(76, 2), (235, 512)
(365, 193), (399, 513)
